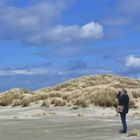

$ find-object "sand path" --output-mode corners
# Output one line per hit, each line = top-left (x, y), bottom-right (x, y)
(0, 106), (140, 140)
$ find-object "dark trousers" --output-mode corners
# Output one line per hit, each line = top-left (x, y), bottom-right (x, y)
(120, 112), (127, 132)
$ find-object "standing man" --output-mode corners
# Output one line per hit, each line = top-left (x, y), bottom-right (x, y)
(116, 89), (129, 133)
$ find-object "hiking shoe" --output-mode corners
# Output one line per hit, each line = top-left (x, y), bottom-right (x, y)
(119, 130), (126, 133)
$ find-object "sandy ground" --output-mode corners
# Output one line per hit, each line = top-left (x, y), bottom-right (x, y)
(0, 105), (140, 140)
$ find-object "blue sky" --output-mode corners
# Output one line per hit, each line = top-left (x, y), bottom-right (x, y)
(0, 0), (140, 92)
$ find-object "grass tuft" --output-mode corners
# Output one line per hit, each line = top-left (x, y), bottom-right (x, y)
(128, 129), (140, 137)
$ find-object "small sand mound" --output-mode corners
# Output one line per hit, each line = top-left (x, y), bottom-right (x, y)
(128, 129), (140, 137)
(132, 111), (140, 118)
(32, 112), (49, 118)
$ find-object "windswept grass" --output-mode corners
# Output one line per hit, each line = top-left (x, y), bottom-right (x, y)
(128, 129), (140, 137)
(73, 97), (90, 108)
(0, 88), (29, 106)
(51, 97), (67, 106)
(0, 74), (140, 108)
(42, 99), (51, 108)
(92, 87), (116, 107)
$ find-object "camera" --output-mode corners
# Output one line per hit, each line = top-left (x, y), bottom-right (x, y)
(118, 91), (121, 95)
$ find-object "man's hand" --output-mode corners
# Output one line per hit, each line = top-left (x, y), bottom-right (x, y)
(116, 91), (121, 96)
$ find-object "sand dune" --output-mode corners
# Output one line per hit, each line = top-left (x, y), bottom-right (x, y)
(0, 74), (140, 108)
(0, 74), (140, 140)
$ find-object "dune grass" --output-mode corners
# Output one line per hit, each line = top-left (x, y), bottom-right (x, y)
(0, 88), (29, 106)
(0, 74), (140, 108)
(42, 99), (51, 108)
(128, 129), (140, 137)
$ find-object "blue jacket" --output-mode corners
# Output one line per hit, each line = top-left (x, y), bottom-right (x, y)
(117, 93), (129, 113)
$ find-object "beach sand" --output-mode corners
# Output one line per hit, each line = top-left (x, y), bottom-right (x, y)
(0, 105), (140, 140)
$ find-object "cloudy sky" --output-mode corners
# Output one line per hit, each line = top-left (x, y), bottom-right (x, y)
(0, 0), (140, 92)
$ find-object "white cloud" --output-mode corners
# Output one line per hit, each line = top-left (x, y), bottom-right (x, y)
(81, 22), (103, 39)
(0, 1), (103, 45)
(26, 21), (103, 44)
(0, 1), (65, 32)
(118, 0), (140, 16)
(125, 55), (140, 67)
(104, 0), (140, 27)
(0, 68), (48, 76)
(105, 17), (130, 26)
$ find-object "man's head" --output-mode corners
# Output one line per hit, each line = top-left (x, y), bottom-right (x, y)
(121, 88), (127, 94)
(116, 88), (127, 96)
(116, 90), (121, 95)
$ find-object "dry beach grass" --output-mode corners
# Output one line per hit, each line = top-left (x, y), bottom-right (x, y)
(128, 129), (140, 137)
(0, 74), (140, 108)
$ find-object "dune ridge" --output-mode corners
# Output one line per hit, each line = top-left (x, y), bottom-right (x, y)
(0, 74), (140, 108)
